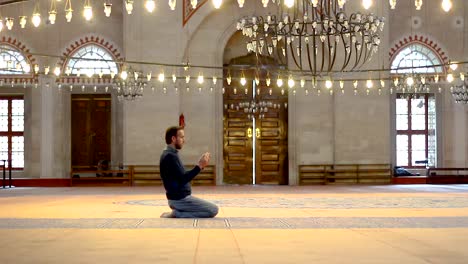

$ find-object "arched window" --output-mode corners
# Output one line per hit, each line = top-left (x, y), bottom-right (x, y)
(66, 44), (118, 76)
(391, 43), (443, 74)
(0, 44), (31, 74)
(391, 43), (440, 168)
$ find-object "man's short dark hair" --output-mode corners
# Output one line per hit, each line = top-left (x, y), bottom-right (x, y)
(165, 126), (183, 144)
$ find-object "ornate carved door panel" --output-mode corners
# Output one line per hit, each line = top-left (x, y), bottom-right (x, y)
(71, 94), (111, 170)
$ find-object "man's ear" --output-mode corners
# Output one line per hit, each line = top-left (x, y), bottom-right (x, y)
(171, 135), (177, 143)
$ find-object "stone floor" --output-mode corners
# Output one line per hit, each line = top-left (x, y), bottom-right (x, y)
(0, 184), (468, 263)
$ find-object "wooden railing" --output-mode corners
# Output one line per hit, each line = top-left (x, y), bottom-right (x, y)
(427, 168), (468, 184)
(70, 165), (216, 186)
(299, 164), (392, 185)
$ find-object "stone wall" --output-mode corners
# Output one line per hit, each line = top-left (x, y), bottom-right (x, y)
(0, 0), (466, 181)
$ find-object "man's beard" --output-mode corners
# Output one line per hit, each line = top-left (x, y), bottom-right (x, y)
(175, 142), (183, 149)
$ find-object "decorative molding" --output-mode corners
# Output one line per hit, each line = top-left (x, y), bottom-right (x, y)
(0, 36), (37, 83)
(389, 34), (449, 71)
(58, 35), (122, 84)
(57, 77), (114, 85)
(183, 0), (208, 26)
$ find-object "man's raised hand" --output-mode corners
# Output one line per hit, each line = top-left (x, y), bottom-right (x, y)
(198, 152), (210, 169)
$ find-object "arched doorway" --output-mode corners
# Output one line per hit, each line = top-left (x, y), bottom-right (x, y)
(222, 52), (288, 185)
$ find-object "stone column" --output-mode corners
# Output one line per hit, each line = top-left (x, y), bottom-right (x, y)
(39, 75), (56, 178)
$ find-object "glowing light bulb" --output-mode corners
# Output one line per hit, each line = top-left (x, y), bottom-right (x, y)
(362, 0), (372, 9)
(415, 0), (422, 10)
(447, 73), (454, 83)
(277, 78), (283, 87)
(5, 18), (14, 30)
(240, 77), (246, 86)
(406, 76), (414, 86)
(49, 11), (57, 24)
(389, 0), (396, 9)
(198, 74), (204, 84)
(145, 0), (155, 12)
(325, 80), (333, 89)
(65, 9), (73, 22)
(83, 6), (93, 21)
(338, 0), (346, 9)
(19, 16), (27, 28)
(288, 77), (295, 88)
(158, 73), (165, 82)
(441, 0), (452, 12)
(449, 62), (458, 71)
(126, 0), (134, 14)
(168, 0), (176, 10)
(121, 70), (128, 80)
(212, 0), (222, 8)
(54, 67), (61, 76)
(366, 79), (373, 89)
(284, 0), (294, 8)
(32, 13), (41, 27)
(104, 3), (112, 17)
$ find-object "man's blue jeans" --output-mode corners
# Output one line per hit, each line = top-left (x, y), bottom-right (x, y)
(168, 195), (218, 218)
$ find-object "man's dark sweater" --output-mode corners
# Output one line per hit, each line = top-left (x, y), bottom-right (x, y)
(159, 145), (201, 200)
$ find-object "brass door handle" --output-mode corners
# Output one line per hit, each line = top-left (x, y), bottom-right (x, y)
(247, 127), (252, 138)
(255, 128), (260, 138)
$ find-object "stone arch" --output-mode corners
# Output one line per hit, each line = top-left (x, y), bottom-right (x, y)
(58, 35), (122, 84)
(183, 0), (278, 67)
(0, 36), (37, 84)
(389, 34), (448, 73)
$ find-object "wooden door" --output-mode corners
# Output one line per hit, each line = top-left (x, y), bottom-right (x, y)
(223, 58), (288, 185)
(223, 71), (253, 184)
(71, 94), (111, 170)
(255, 82), (288, 185)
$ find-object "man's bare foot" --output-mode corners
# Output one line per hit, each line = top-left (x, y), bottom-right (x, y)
(160, 211), (175, 218)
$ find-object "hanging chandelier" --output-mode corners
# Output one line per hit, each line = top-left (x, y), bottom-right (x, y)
(224, 99), (286, 120)
(452, 83), (468, 104)
(392, 74), (430, 93)
(115, 68), (145, 101)
(237, 0), (385, 76)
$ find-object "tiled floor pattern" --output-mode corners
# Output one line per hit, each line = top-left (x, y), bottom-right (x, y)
(0, 185), (467, 263)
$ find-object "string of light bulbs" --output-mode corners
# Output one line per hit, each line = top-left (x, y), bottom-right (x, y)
(0, 0), (456, 31)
